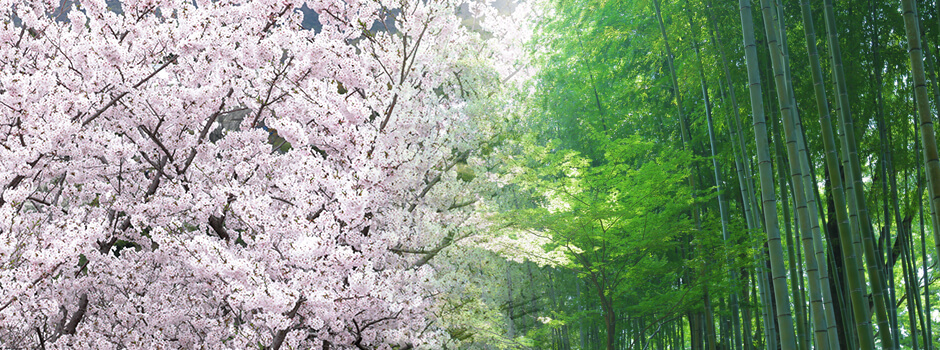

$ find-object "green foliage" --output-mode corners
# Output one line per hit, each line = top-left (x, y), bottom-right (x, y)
(493, 122), (700, 343)
(478, 0), (940, 348)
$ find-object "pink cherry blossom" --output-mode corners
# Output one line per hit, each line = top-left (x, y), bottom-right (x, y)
(0, 0), (534, 348)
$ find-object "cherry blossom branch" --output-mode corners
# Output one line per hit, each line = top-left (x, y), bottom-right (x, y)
(61, 293), (88, 335)
(410, 230), (456, 268)
(399, 31), (409, 84)
(250, 58), (293, 128)
(351, 310), (402, 350)
(369, 45), (396, 85)
(181, 88), (234, 175)
(321, 10), (350, 27)
(13, 26), (26, 48)
(0, 261), (65, 314)
(47, 36), (83, 80)
(500, 64), (525, 85)
(51, 307), (67, 341)
(144, 156), (167, 198)
(407, 150), (469, 212)
(80, 54), (178, 127)
(452, 71), (468, 98)
(207, 215), (229, 241)
(306, 205), (326, 222)
(35, 327), (45, 349)
(378, 94), (398, 132)
(388, 247), (432, 254)
(0, 175), (25, 207)
(259, 5), (292, 36)
(138, 125), (174, 163)
(403, 21), (429, 84)
(376, 17), (432, 133)
(395, 215), (472, 269)
(269, 295), (305, 350)
(448, 199), (477, 210)
(59, 152), (167, 339)
(208, 194), (236, 241)
(0, 155), (42, 207)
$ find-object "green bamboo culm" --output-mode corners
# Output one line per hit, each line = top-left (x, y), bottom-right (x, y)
(768, 4), (815, 347)
(691, 2), (743, 349)
(901, 0), (940, 275)
(777, 47), (833, 350)
(793, 0), (877, 347)
(652, 0), (691, 153)
(688, 10), (720, 348)
(771, 103), (805, 350)
(819, 1), (896, 348)
(756, 1), (835, 349)
(796, 0), (846, 348)
(917, 129), (935, 350)
(705, 4), (758, 349)
(737, 0), (797, 349)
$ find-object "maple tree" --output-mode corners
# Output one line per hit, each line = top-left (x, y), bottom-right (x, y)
(0, 0), (532, 348)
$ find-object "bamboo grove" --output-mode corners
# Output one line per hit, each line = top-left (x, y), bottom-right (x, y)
(487, 0), (940, 349)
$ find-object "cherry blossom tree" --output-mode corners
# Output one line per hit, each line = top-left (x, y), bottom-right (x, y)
(0, 0), (532, 348)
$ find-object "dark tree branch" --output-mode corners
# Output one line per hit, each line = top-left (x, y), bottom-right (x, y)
(403, 21), (429, 84)
(259, 5), (292, 35)
(447, 199), (477, 211)
(269, 296), (305, 350)
(0, 156), (43, 207)
(63, 151), (167, 336)
(144, 156), (167, 198)
(53, 306), (67, 339)
(14, 26), (26, 48)
(389, 247), (433, 254)
(181, 88), (234, 175)
(410, 230), (457, 268)
(407, 150), (469, 213)
(138, 125), (174, 163)
(0, 175), (25, 207)
(379, 93), (398, 133)
(208, 215), (230, 241)
(250, 58), (293, 129)
(351, 311), (402, 350)
(80, 54), (178, 127)
(62, 293), (88, 335)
